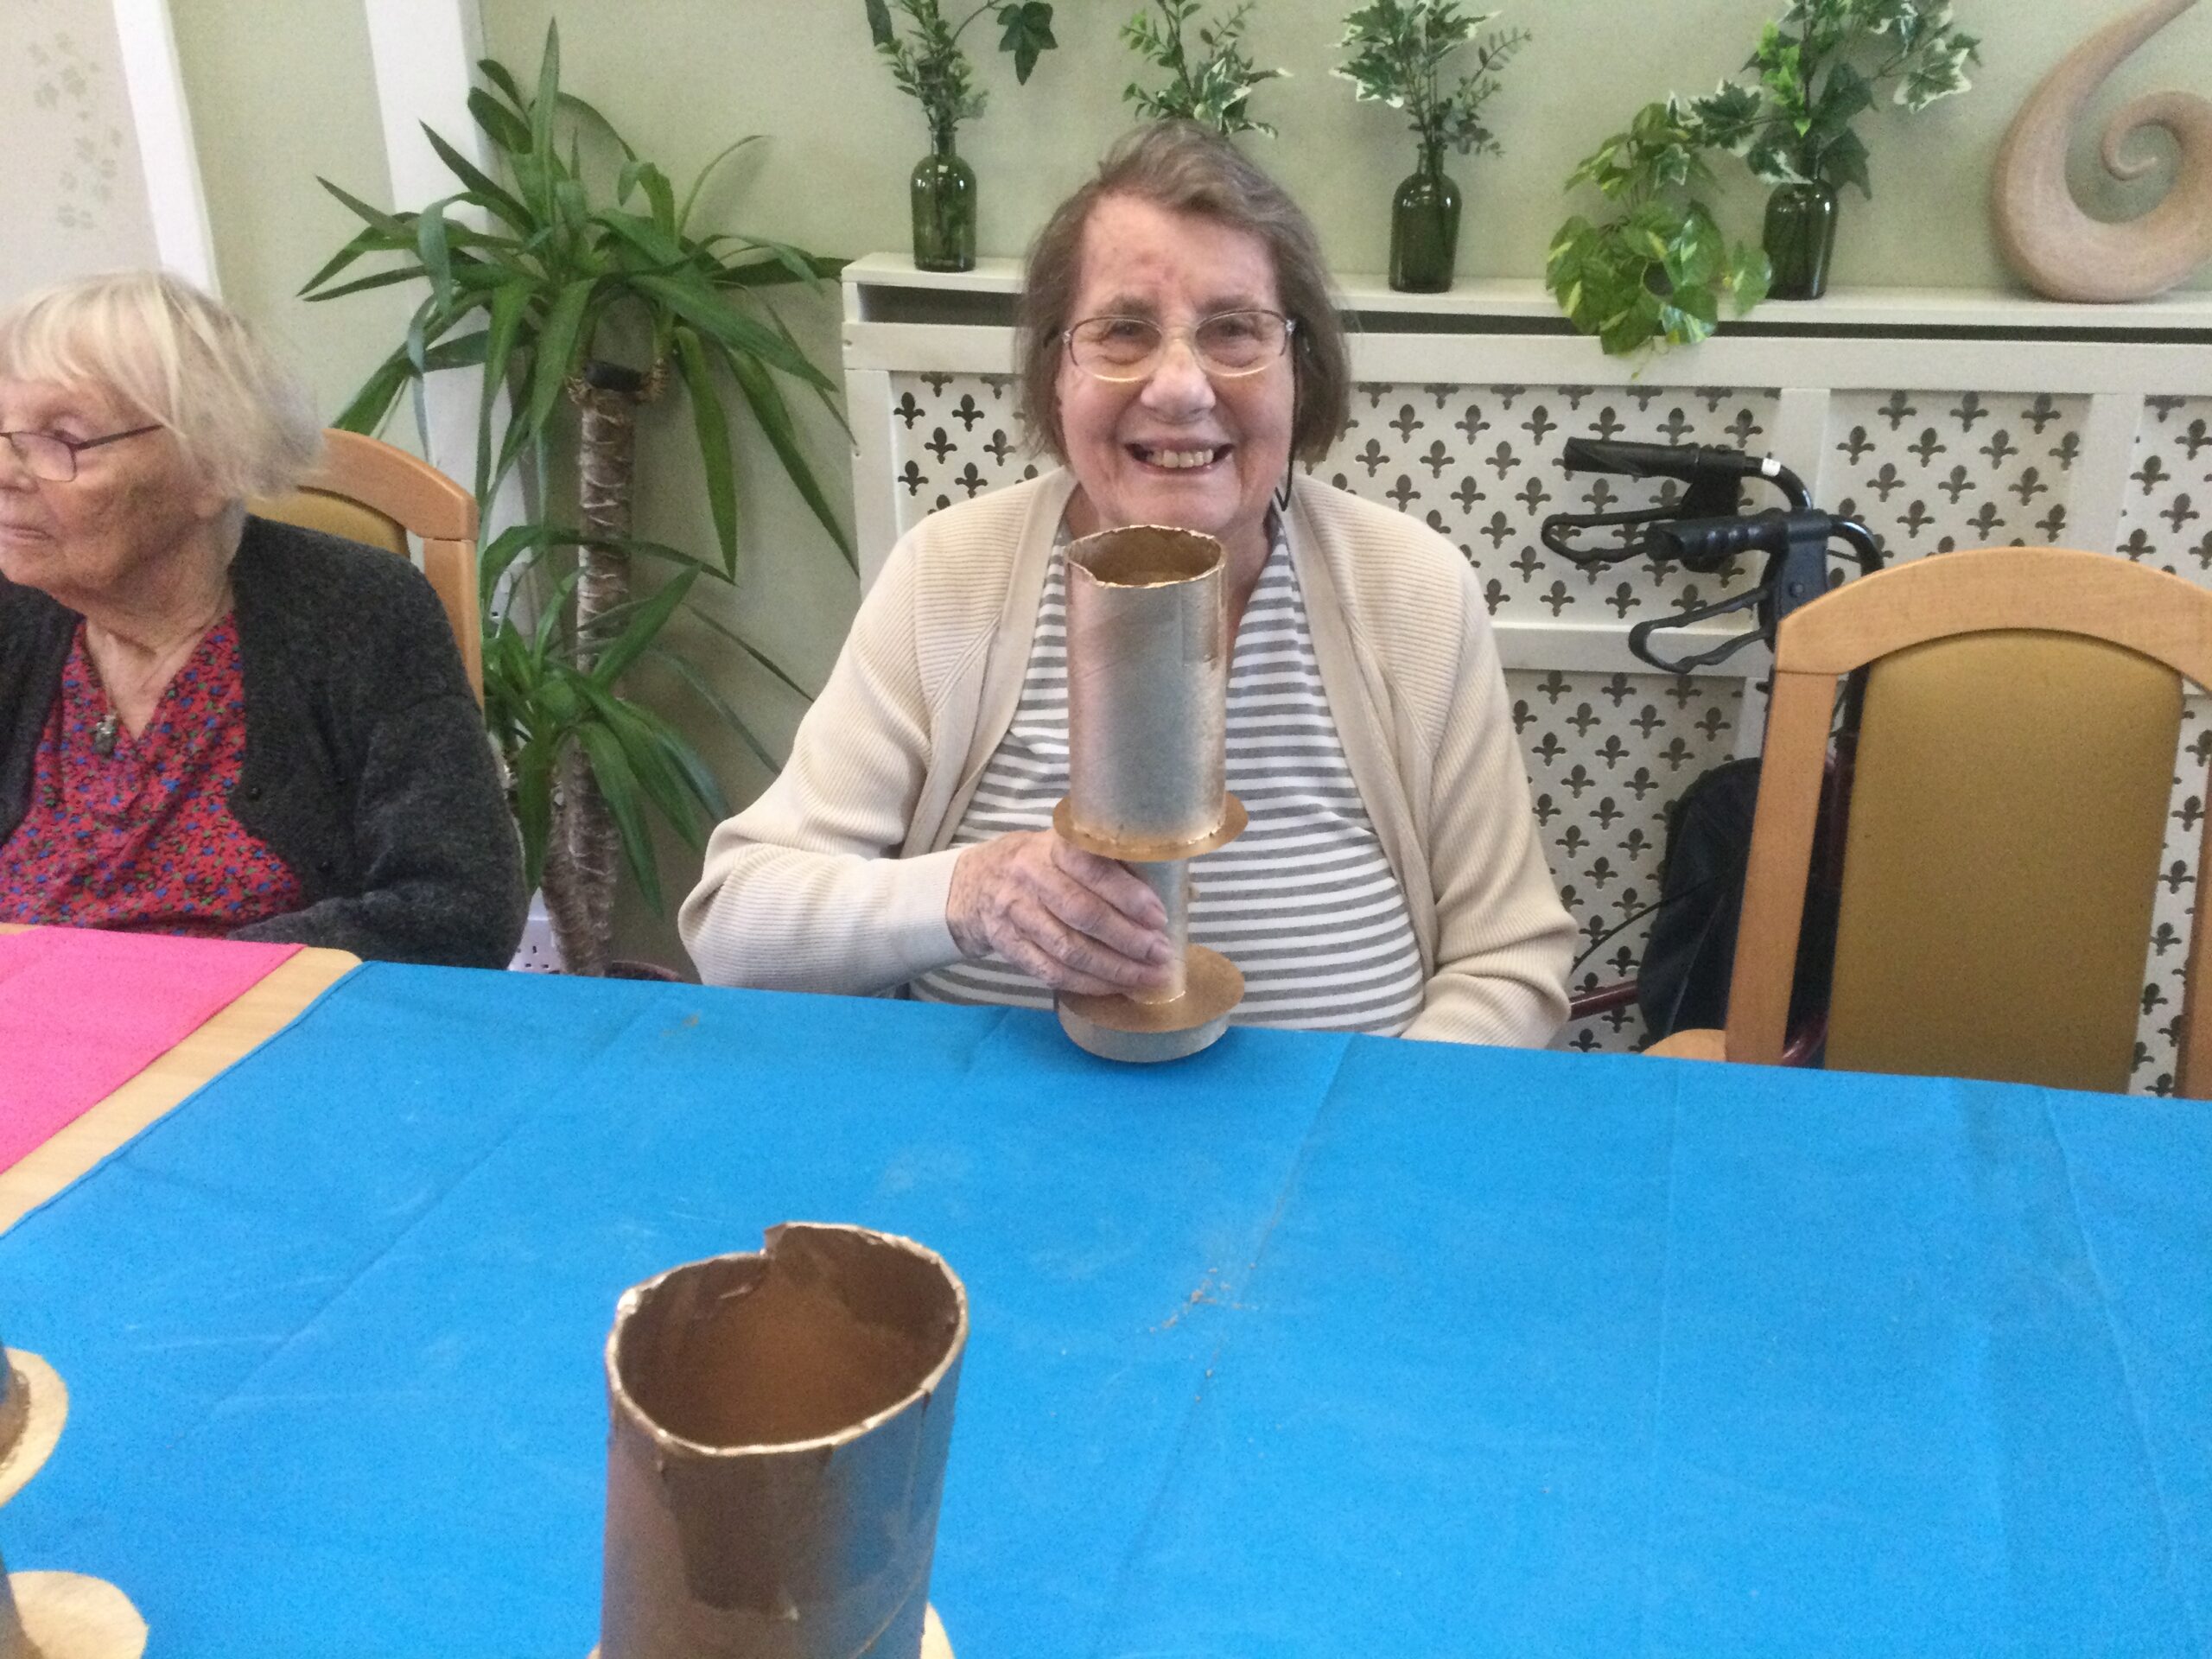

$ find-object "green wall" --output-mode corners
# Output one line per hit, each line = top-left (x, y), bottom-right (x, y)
(171, 0), (2212, 967)
(168, 0), (414, 432)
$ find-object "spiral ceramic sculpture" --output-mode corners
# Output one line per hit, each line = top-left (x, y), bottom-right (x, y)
(1991, 0), (2212, 302)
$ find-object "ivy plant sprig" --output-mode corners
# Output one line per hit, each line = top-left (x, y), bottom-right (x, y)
(1686, 0), (1980, 197)
(1336, 1), (1529, 160)
(1546, 99), (1770, 356)
(864, 0), (1058, 142)
(1123, 0), (1287, 138)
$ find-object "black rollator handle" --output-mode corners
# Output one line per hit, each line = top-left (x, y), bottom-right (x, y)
(1541, 440), (1883, 675)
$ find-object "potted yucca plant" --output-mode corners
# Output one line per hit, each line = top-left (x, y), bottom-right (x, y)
(304, 24), (851, 974)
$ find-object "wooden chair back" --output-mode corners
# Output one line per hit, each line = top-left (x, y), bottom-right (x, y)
(251, 430), (482, 702)
(1728, 546), (2212, 1096)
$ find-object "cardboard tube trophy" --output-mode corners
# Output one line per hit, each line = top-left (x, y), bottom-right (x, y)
(599, 1225), (968, 1659)
(1052, 524), (1247, 1062)
(0, 1341), (147, 1659)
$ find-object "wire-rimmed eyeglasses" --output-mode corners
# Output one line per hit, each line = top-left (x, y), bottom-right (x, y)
(0, 424), (162, 484)
(1063, 310), (1295, 384)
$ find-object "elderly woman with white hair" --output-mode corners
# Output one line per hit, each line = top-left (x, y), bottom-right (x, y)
(0, 270), (524, 965)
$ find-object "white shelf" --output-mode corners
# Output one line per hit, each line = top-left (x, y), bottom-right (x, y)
(843, 252), (2212, 337)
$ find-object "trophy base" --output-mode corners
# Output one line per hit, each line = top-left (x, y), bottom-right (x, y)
(8, 1572), (147, 1659)
(1057, 946), (1245, 1063)
(588, 1602), (952, 1658)
(0, 1348), (66, 1506)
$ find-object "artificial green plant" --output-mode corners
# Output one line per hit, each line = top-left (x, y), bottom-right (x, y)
(1546, 101), (1771, 356)
(1336, 1), (1528, 165)
(865, 0), (1058, 140)
(303, 24), (850, 974)
(1687, 0), (1980, 198)
(1122, 0), (1287, 137)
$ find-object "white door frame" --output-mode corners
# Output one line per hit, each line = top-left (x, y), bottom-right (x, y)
(108, 0), (218, 293)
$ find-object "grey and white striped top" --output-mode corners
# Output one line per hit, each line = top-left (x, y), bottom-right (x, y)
(910, 524), (1427, 1033)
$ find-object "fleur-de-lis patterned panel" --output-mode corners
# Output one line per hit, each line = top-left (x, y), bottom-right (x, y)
(2119, 396), (2212, 581)
(887, 374), (1039, 516)
(1325, 384), (1781, 623)
(2117, 397), (2212, 1095)
(1510, 669), (1745, 1055)
(1827, 390), (2087, 561)
(2133, 699), (2203, 1096)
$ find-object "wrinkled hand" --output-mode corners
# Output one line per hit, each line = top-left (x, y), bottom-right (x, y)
(946, 830), (1173, 995)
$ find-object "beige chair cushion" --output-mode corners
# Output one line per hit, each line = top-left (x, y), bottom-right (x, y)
(253, 489), (409, 557)
(1826, 630), (2180, 1092)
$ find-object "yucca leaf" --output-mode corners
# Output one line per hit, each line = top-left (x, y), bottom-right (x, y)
(577, 681), (720, 842)
(318, 178), (417, 245)
(574, 720), (662, 911)
(589, 566), (697, 689)
(331, 349), (414, 435)
(721, 342), (855, 568)
(629, 273), (831, 389)
(479, 522), (556, 608)
(415, 196), (460, 304)
(421, 122), (532, 229)
(521, 277), (596, 442)
(672, 326), (739, 575)
(557, 90), (639, 163)
(301, 266), (424, 303)
(534, 569), (583, 657)
(677, 603), (815, 700)
(476, 55), (530, 118)
(647, 641), (782, 775)
(477, 279), (532, 500)
(723, 232), (831, 289)
(420, 329), (489, 372)
(763, 304), (855, 441)
(594, 211), (696, 276)
(300, 220), (405, 296)
(467, 86), (532, 157)
(677, 135), (762, 236)
(530, 22), (562, 164)
(509, 733), (557, 889)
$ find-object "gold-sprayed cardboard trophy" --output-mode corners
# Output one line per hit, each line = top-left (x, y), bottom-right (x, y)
(0, 1340), (147, 1659)
(595, 1225), (966, 1659)
(1053, 525), (1247, 1063)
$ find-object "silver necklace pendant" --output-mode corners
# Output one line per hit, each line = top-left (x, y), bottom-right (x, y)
(92, 713), (119, 757)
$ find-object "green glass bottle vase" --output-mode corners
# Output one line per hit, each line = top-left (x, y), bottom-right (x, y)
(910, 127), (976, 275)
(1763, 181), (1839, 301)
(1389, 144), (1461, 294)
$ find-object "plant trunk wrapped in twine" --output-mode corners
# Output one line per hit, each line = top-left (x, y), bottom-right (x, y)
(546, 359), (665, 976)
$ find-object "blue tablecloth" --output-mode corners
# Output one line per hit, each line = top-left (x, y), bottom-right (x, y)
(3, 963), (2208, 1657)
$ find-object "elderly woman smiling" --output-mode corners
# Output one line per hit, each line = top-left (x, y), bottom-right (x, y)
(682, 124), (1573, 1044)
(0, 271), (524, 965)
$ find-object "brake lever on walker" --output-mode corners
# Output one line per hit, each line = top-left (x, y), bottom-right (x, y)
(1625, 586), (1773, 675)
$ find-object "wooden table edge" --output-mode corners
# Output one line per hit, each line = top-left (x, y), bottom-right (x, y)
(0, 939), (359, 1234)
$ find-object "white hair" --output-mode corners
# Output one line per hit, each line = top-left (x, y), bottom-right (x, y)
(0, 269), (323, 502)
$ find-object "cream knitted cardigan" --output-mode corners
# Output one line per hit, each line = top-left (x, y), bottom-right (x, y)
(680, 470), (1576, 1046)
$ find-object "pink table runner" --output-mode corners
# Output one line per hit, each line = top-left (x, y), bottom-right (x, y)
(0, 927), (301, 1172)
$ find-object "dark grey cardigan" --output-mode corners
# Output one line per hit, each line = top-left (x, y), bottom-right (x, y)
(1, 516), (526, 968)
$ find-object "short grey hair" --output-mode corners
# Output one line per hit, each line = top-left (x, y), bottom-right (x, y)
(0, 270), (322, 501)
(1018, 122), (1351, 467)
